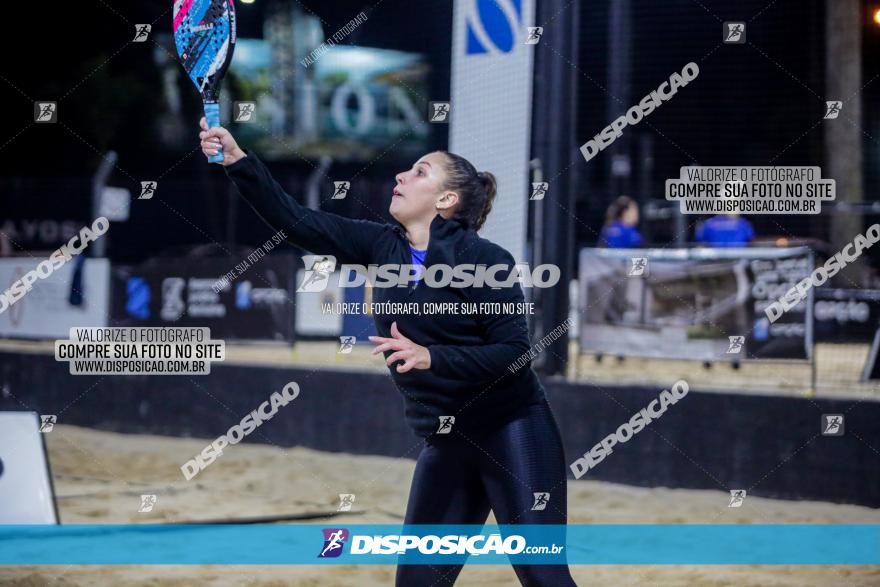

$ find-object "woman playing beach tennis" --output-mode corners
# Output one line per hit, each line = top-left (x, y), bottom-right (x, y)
(200, 119), (576, 587)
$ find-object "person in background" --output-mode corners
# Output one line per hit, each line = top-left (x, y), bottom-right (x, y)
(599, 195), (642, 247)
(695, 213), (755, 247)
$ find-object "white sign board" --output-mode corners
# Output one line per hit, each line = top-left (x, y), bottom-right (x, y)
(0, 412), (58, 524)
(449, 0), (536, 261)
(295, 270), (343, 337)
(0, 258), (110, 339)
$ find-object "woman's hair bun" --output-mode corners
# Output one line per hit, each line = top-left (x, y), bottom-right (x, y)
(475, 171), (497, 230)
(439, 151), (498, 231)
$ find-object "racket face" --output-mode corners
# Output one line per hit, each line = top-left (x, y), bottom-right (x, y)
(172, 0), (236, 101)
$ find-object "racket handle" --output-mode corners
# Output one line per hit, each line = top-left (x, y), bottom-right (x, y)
(204, 102), (224, 164)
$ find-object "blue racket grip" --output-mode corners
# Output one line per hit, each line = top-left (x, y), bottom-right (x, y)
(204, 102), (224, 163)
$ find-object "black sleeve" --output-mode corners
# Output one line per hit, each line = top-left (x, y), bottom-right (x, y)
(428, 249), (532, 382)
(225, 153), (388, 266)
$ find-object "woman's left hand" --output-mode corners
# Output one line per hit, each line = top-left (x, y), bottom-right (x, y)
(369, 322), (431, 373)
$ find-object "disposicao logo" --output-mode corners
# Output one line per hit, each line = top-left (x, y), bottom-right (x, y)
(319, 528), (349, 558)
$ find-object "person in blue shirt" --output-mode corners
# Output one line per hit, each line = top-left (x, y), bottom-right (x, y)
(695, 214), (755, 247)
(410, 245), (427, 282)
(599, 195), (642, 247)
(200, 119), (576, 587)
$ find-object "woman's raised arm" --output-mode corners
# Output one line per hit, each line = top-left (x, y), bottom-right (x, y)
(200, 118), (388, 266)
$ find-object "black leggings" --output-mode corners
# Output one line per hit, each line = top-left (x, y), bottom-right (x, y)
(395, 400), (577, 587)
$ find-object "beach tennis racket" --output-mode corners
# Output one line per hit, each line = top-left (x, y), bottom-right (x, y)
(172, 0), (237, 163)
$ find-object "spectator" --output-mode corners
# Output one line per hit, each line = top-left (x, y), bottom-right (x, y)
(599, 195), (642, 248)
(695, 213), (755, 247)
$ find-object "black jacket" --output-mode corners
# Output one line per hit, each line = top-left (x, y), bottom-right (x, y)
(226, 154), (545, 438)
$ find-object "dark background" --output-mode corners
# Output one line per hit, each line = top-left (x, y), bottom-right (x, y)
(1, 0), (879, 262)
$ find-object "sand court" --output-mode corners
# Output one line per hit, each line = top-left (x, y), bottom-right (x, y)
(1, 425), (877, 586)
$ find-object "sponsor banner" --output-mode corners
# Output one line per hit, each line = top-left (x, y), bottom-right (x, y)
(765, 225), (879, 324)
(111, 256), (295, 343)
(0, 524), (877, 564)
(813, 288), (880, 343)
(579, 247), (813, 360)
(450, 0), (536, 260)
(0, 258), (109, 339)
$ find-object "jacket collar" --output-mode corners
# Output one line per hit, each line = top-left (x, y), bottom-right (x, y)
(392, 214), (465, 242)
(392, 214), (465, 266)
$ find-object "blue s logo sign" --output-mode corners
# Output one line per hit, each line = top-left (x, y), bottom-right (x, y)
(465, 0), (522, 55)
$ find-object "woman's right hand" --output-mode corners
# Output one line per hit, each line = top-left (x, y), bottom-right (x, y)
(199, 117), (246, 166)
